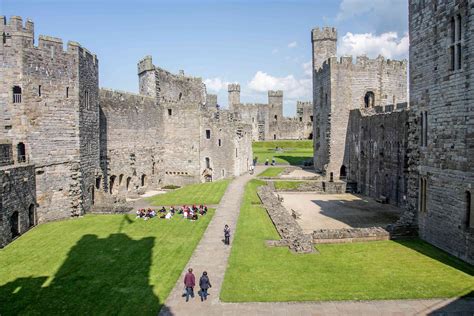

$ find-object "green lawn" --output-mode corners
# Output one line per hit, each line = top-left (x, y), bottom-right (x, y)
(273, 180), (304, 190)
(221, 180), (474, 302)
(252, 140), (313, 166)
(257, 167), (285, 178)
(0, 212), (214, 315)
(148, 179), (230, 206)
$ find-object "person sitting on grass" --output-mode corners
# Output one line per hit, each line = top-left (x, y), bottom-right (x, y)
(165, 211), (173, 219)
(170, 206), (176, 215)
(159, 206), (166, 213)
(183, 208), (188, 219)
(136, 209), (142, 218)
(149, 209), (156, 217)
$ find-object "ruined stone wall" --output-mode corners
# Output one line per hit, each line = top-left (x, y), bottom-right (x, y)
(200, 108), (252, 181)
(0, 16), (99, 222)
(408, 0), (473, 264)
(0, 164), (36, 247)
(345, 108), (409, 207)
(98, 89), (163, 203)
(313, 50), (407, 178)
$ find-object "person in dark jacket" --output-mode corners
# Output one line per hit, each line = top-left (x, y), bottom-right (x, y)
(199, 271), (212, 301)
(224, 224), (231, 245)
(184, 268), (195, 302)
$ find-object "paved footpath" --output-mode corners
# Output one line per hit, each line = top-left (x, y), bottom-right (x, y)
(159, 167), (474, 316)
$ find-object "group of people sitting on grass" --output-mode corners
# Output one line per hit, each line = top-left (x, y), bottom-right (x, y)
(136, 204), (208, 221)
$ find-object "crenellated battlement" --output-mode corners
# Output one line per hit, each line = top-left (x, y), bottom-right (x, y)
(268, 90), (283, 97)
(0, 15), (34, 35)
(317, 54), (407, 76)
(311, 27), (337, 42)
(297, 101), (312, 107)
(228, 83), (241, 92)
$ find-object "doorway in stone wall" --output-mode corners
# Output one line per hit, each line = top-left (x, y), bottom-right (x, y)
(340, 165), (347, 180)
(10, 211), (19, 238)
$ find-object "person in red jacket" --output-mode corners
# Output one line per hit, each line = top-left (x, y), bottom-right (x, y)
(184, 268), (196, 302)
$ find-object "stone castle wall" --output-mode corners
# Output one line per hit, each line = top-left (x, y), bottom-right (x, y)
(0, 16), (99, 222)
(313, 46), (407, 179)
(229, 85), (313, 141)
(344, 107), (409, 207)
(98, 89), (163, 203)
(0, 163), (36, 247)
(408, 0), (473, 264)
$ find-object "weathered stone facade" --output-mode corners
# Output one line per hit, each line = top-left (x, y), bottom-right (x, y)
(312, 27), (408, 180)
(408, 0), (474, 264)
(0, 16), (99, 223)
(229, 85), (313, 141)
(344, 107), (410, 207)
(0, 142), (36, 247)
(0, 16), (253, 246)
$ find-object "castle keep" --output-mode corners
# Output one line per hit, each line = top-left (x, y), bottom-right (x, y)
(228, 84), (313, 141)
(0, 16), (252, 246)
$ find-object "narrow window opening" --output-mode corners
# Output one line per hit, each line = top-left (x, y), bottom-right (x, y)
(168, 109), (172, 116)
(273, 134), (276, 140)
(13, 86), (22, 104)
(235, 148), (238, 158)
(178, 92), (182, 101)
(126, 177), (131, 191)
(17, 142), (26, 163)
(38, 85), (41, 97)
(274, 115), (278, 121)
(84, 90), (90, 109)
(299, 117), (303, 122)
(206, 129), (211, 139)
(310, 115), (314, 122)
(466, 191), (473, 229)
(96, 176), (101, 190)
(109, 175), (116, 194)
(66, 87), (69, 98)
(141, 174), (146, 187)
(218, 139), (222, 147)
(2, 32), (6, 44)
(205, 157), (210, 169)
(10, 211), (19, 238)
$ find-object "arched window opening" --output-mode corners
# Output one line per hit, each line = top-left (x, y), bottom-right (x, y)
(2, 32), (6, 44)
(205, 157), (210, 169)
(178, 92), (183, 101)
(274, 115), (278, 121)
(10, 211), (19, 238)
(28, 204), (36, 228)
(141, 174), (146, 187)
(364, 91), (375, 108)
(273, 134), (277, 140)
(329, 172), (334, 182)
(13, 86), (22, 103)
(95, 176), (101, 190)
(109, 175), (116, 194)
(17, 142), (26, 163)
(126, 177), (132, 191)
(308, 133), (313, 140)
(119, 174), (124, 186)
(340, 165), (347, 179)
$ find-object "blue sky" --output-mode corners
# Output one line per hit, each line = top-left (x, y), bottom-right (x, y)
(1, 0), (408, 115)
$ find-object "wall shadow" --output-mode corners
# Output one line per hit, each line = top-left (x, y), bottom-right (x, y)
(274, 155), (312, 166)
(428, 291), (474, 315)
(311, 197), (403, 229)
(393, 239), (474, 277)
(0, 233), (166, 315)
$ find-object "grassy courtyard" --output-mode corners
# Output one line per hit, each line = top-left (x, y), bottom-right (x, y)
(253, 140), (313, 166)
(148, 179), (230, 206)
(0, 212), (214, 315)
(221, 180), (474, 302)
(257, 167), (285, 178)
(273, 180), (304, 190)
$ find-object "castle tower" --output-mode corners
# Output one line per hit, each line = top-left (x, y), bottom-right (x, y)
(268, 90), (283, 120)
(228, 83), (240, 111)
(311, 27), (337, 70)
(138, 55), (157, 99)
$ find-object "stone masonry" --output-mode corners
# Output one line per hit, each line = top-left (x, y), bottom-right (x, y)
(229, 84), (313, 141)
(407, 0), (474, 264)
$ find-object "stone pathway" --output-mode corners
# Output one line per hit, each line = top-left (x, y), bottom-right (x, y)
(159, 168), (474, 315)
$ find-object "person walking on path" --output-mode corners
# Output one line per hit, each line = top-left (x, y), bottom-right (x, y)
(184, 268), (195, 302)
(199, 271), (212, 302)
(224, 224), (231, 245)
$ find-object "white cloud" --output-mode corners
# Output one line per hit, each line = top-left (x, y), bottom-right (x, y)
(288, 41), (297, 48)
(203, 77), (230, 92)
(336, 0), (407, 34)
(338, 32), (409, 60)
(302, 60), (312, 77)
(247, 71), (311, 100)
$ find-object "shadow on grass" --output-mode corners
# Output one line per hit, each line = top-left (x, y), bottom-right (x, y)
(0, 233), (164, 315)
(394, 239), (474, 278)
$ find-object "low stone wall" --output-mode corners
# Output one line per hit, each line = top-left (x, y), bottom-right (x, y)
(312, 227), (390, 244)
(257, 185), (313, 253)
(273, 180), (346, 193)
